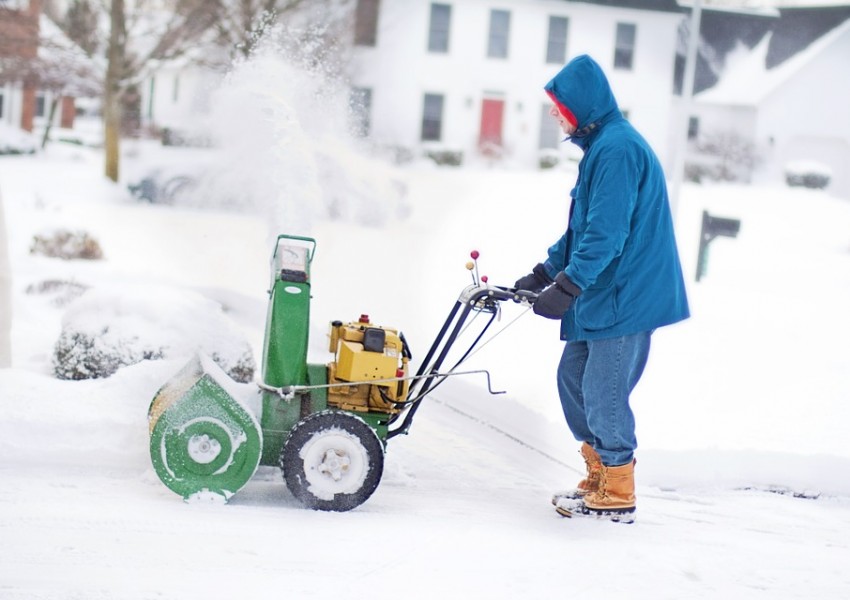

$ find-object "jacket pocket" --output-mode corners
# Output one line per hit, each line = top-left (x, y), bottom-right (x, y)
(575, 284), (618, 331)
(570, 189), (587, 232)
(587, 255), (621, 289)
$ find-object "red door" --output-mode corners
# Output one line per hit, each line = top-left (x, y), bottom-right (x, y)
(479, 98), (504, 155)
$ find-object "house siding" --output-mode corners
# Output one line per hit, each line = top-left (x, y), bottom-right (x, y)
(0, 0), (41, 131)
(758, 29), (850, 196)
(349, 0), (681, 168)
(691, 19), (850, 196)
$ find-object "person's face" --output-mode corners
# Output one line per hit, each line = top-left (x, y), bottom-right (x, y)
(549, 103), (576, 136)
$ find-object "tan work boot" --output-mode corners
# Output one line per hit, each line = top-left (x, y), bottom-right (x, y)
(555, 460), (637, 524)
(551, 442), (602, 505)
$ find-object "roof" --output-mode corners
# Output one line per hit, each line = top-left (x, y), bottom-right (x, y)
(560, 0), (683, 13)
(696, 16), (850, 105)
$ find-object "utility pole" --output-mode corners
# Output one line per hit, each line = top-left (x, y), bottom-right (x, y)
(669, 0), (703, 221)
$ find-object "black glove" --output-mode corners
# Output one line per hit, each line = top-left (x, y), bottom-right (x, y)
(514, 263), (553, 293)
(533, 272), (582, 319)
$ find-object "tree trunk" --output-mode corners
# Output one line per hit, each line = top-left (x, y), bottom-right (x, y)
(41, 96), (60, 149)
(0, 186), (12, 368)
(104, 0), (126, 182)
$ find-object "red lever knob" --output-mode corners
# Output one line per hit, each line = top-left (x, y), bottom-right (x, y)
(470, 250), (480, 259)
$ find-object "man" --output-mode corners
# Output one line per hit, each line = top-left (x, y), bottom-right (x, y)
(514, 55), (689, 523)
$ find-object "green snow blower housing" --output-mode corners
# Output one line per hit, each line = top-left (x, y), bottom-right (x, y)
(149, 234), (410, 511)
(148, 354), (263, 502)
(149, 234), (538, 511)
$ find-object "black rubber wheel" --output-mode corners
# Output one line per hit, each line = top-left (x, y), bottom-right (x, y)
(281, 410), (384, 512)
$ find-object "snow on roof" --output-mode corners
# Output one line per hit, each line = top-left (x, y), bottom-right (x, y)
(696, 16), (850, 105)
(676, 1), (780, 17)
(677, 0), (850, 13)
(771, 0), (850, 6)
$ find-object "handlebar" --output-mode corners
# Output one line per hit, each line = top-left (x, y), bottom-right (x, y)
(386, 281), (538, 439)
(457, 283), (538, 307)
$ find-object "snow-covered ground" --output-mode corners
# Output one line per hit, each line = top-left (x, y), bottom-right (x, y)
(3, 37), (850, 595)
(2, 137), (850, 599)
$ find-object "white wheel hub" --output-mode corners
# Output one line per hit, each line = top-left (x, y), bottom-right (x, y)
(299, 427), (369, 500)
(317, 448), (351, 481)
(187, 434), (222, 464)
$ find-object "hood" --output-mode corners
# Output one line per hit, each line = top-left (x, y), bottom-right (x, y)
(544, 55), (620, 132)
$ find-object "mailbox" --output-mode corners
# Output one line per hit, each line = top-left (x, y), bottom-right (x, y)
(696, 210), (741, 282)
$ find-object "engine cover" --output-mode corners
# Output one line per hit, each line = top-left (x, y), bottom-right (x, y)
(327, 317), (409, 413)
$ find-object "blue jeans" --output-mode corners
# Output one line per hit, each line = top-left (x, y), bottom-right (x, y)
(556, 331), (652, 466)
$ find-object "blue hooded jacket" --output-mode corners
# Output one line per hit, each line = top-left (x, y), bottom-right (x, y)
(542, 55), (689, 341)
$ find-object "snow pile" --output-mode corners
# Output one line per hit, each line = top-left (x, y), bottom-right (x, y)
(53, 284), (255, 382)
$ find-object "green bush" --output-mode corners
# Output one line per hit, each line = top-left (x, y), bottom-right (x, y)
(784, 165), (831, 190)
(426, 150), (463, 167)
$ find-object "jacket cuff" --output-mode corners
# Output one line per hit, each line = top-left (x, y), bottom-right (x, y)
(554, 271), (582, 297)
(541, 261), (559, 282)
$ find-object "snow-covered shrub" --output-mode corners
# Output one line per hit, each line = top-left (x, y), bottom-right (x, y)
(25, 279), (89, 307)
(425, 149), (463, 167)
(0, 123), (37, 155)
(161, 127), (213, 148)
(691, 132), (758, 182)
(53, 285), (256, 382)
(380, 145), (415, 165)
(784, 161), (832, 189)
(538, 149), (559, 170)
(31, 230), (104, 260)
(54, 330), (165, 380)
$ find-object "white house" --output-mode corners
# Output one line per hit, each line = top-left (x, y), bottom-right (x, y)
(139, 57), (223, 140)
(136, 0), (685, 168)
(690, 17), (850, 195)
(348, 0), (684, 168)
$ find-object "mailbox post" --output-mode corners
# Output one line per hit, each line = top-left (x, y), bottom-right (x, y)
(696, 210), (741, 282)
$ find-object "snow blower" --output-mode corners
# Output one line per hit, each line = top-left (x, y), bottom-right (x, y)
(148, 234), (537, 511)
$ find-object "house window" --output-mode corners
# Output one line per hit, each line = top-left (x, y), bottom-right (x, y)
(546, 16), (569, 64)
(539, 103), (561, 149)
(688, 116), (699, 140)
(35, 92), (46, 118)
(421, 93), (444, 141)
(428, 3), (451, 53)
(614, 23), (636, 70)
(487, 9), (511, 59)
(350, 87), (372, 137)
(354, 0), (380, 47)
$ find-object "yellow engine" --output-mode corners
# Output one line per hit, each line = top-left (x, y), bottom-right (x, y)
(327, 315), (410, 414)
